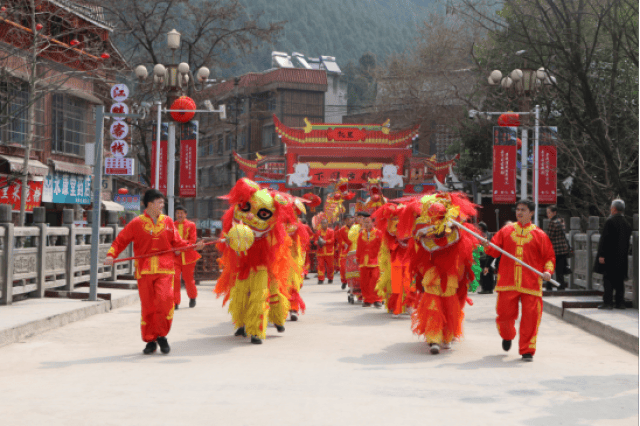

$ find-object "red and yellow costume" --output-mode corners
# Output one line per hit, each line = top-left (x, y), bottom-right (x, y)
(314, 225), (335, 282)
(397, 193), (479, 351)
(485, 222), (555, 356)
(285, 198), (310, 316)
(107, 212), (190, 343)
(374, 203), (413, 314)
(356, 227), (383, 304)
(174, 218), (201, 306)
(337, 224), (351, 284)
(214, 178), (295, 341)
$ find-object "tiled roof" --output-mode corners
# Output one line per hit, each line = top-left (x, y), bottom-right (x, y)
(49, 0), (114, 30)
(210, 68), (327, 97)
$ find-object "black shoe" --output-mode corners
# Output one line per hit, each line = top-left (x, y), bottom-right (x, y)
(522, 353), (533, 362)
(290, 311), (299, 321)
(250, 336), (263, 344)
(318, 280), (324, 285)
(174, 304), (179, 310)
(362, 302), (372, 307)
(328, 279), (333, 284)
(275, 324), (285, 333)
(189, 298), (196, 308)
(429, 343), (440, 354)
(142, 341), (157, 355)
(597, 304), (614, 310)
(373, 301), (383, 308)
(234, 326), (247, 337)
(615, 304), (626, 310)
(477, 290), (493, 294)
(502, 339), (512, 352)
(156, 336), (170, 354)
(341, 282), (347, 290)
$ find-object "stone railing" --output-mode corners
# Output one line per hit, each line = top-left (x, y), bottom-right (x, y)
(0, 205), (135, 305)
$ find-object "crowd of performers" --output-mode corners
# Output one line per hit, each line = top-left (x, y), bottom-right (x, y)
(105, 178), (555, 361)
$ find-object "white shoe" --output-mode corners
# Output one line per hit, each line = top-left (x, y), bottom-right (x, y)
(429, 343), (440, 354)
(391, 314), (400, 319)
(442, 342), (451, 350)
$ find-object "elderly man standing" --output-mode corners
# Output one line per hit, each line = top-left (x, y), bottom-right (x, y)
(545, 205), (570, 291)
(595, 199), (632, 310)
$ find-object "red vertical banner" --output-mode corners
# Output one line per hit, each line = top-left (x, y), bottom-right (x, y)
(0, 177), (43, 211)
(536, 126), (558, 204)
(151, 138), (167, 195)
(492, 127), (518, 204)
(179, 121), (198, 198)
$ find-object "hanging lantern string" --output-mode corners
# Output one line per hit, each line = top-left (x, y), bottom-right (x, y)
(112, 239), (224, 264)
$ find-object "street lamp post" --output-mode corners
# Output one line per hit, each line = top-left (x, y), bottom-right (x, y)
(487, 64), (553, 225)
(134, 29), (215, 217)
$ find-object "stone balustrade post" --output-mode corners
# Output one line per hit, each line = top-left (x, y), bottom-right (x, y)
(632, 214), (638, 309)
(568, 217), (581, 289)
(107, 211), (119, 281)
(32, 207), (47, 298)
(63, 209), (76, 291)
(0, 204), (14, 305)
(586, 216), (600, 290)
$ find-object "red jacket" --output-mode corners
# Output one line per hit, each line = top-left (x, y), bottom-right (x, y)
(175, 219), (202, 265)
(356, 228), (382, 267)
(107, 212), (190, 279)
(315, 228), (335, 256)
(337, 225), (351, 256)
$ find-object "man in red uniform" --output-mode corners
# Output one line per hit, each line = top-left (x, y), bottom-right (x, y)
(356, 213), (383, 308)
(484, 199), (555, 362)
(337, 215), (354, 289)
(315, 217), (335, 284)
(173, 205), (202, 309)
(104, 190), (204, 355)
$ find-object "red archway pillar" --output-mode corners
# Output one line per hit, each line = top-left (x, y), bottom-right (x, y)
(286, 152), (297, 176)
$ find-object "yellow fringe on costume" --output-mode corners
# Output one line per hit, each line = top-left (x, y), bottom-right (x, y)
(229, 269), (270, 339)
(267, 235), (295, 327)
(375, 239), (392, 310)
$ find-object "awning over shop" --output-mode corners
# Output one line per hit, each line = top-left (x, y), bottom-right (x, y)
(0, 154), (49, 176)
(49, 159), (93, 176)
(101, 200), (124, 211)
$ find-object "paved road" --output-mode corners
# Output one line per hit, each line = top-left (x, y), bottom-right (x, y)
(0, 279), (637, 426)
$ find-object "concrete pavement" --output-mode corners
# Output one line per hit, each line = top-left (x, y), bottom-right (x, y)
(0, 279), (637, 426)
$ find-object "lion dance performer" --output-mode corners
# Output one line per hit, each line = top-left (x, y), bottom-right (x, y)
(214, 178), (295, 344)
(313, 213), (335, 284)
(285, 197), (310, 321)
(374, 203), (413, 317)
(397, 192), (479, 354)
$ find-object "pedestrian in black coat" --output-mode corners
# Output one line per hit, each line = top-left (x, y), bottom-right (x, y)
(595, 199), (632, 309)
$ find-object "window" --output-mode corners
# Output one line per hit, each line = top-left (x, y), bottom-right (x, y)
(198, 200), (207, 218)
(217, 136), (223, 154)
(6, 83), (28, 145)
(262, 125), (276, 148)
(52, 94), (89, 156)
(208, 166), (215, 188)
(225, 133), (233, 151)
(238, 130), (246, 149)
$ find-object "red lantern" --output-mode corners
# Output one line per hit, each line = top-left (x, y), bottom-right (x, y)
(101, 53), (110, 59)
(498, 113), (520, 127)
(516, 138), (522, 150)
(35, 23), (43, 31)
(1, 7), (6, 12)
(170, 96), (196, 123)
(70, 39), (79, 46)
(117, 188), (128, 195)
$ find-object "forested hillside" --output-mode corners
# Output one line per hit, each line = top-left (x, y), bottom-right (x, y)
(219, 0), (440, 76)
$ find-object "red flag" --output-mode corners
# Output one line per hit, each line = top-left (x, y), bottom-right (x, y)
(151, 139), (167, 195)
(179, 138), (197, 197)
(492, 127), (517, 204)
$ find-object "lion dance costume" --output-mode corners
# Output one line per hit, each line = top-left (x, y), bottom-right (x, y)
(374, 203), (413, 315)
(285, 197), (310, 321)
(214, 178), (296, 344)
(397, 192), (479, 354)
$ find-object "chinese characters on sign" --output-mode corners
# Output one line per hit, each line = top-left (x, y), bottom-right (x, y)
(110, 140), (129, 158)
(42, 173), (91, 204)
(110, 102), (129, 119)
(492, 127), (518, 204)
(109, 121), (129, 140)
(105, 158), (134, 175)
(110, 84), (129, 102)
(0, 177), (43, 211)
(114, 194), (141, 212)
(536, 127), (558, 204)
(179, 121), (198, 198)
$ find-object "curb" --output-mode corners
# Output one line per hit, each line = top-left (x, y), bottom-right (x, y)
(543, 302), (639, 355)
(0, 293), (140, 348)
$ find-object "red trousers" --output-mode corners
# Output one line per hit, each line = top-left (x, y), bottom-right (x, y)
(174, 261), (197, 305)
(138, 274), (175, 343)
(339, 255), (347, 283)
(317, 255), (334, 281)
(496, 291), (543, 356)
(360, 266), (381, 304)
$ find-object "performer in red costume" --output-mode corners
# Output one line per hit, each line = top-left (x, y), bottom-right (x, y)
(337, 215), (354, 289)
(484, 199), (555, 362)
(314, 215), (335, 284)
(173, 205), (202, 309)
(356, 213), (383, 307)
(104, 189), (204, 355)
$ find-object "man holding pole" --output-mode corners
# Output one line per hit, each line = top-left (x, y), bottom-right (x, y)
(173, 205), (202, 309)
(483, 199), (555, 362)
(104, 189), (204, 355)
